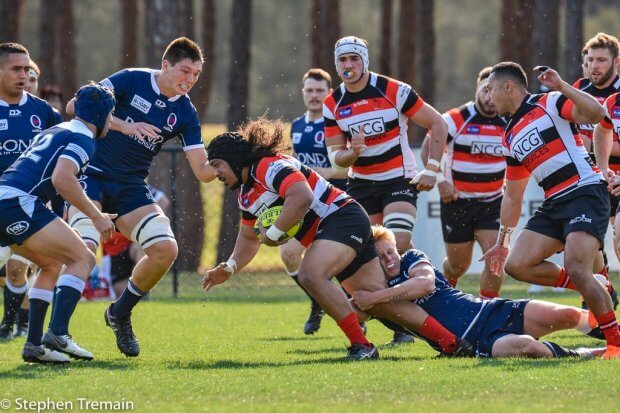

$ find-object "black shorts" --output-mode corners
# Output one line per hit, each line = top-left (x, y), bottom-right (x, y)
(314, 202), (377, 283)
(441, 196), (501, 243)
(525, 183), (610, 245)
(328, 178), (348, 191)
(109, 249), (134, 285)
(346, 177), (419, 215)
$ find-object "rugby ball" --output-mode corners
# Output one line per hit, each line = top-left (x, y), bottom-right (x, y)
(253, 206), (302, 242)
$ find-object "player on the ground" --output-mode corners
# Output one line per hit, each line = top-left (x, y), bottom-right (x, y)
(421, 67), (507, 299)
(65, 37), (215, 358)
(480, 62), (620, 359)
(0, 83), (117, 364)
(202, 119), (471, 360)
(352, 226), (604, 359)
(323, 36), (448, 254)
(0, 44), (61, 341)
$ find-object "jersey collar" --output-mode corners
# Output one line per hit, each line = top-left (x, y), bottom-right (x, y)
(304, 112), (324, 124)
(59, 119), (95, 139)
(0, 92), (28, 107)
(151, 71), (182, 102)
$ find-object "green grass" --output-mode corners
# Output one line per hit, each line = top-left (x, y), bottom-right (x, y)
(0, 274), (618, 412)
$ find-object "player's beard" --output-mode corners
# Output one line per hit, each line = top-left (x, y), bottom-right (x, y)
(476, 97), (496, 117)
(591, 64), (617, 87)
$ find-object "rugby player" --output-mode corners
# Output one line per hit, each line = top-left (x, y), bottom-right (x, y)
(202, 118), (469, 360)
(65, 37), (216, 357)
(323, 36), (448, 254)
(421, 67), (507, 299)
(0, 44), (61, 341)
(481, 62), (620, 359)
(351, 226), (604, 359)
(0, 83), (116, 363)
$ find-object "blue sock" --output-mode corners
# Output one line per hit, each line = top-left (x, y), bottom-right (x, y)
(111, 279), (146, 318)
(26, 288), (54, 346)
(49, 275), (85, 336)
(3, 281), (27, 325)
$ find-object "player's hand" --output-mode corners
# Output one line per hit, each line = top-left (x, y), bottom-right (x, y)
(611, 176), (620, 196)
(350, 132), (367, 156)
(122, 121), (161, 141)
(479, 245), (509, 277)
(601, 168), (616, 189)
(202, 263), (232, 292)
(92, 213), (117, 243)
(534, 67), (566, 93)
(351, 289), (378, 311)
(438, 181), (459, 203)
(256, 221), (287, 247)
(411, 170), (437, 191)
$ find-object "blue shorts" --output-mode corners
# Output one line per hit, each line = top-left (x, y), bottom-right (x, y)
(0, 197), (57, 247)
(463, 298), (529, 358)
(80, 173), (155, 217)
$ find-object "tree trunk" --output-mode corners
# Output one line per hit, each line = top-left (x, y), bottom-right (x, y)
(121, 0), (139, 68)
(218, 0), (252, 263)
(499, 0), (516, 62)
(309, 0), (339, 82)
(532, 0), (560, 91)
(412, 0), (434, 145)
(379, 0), (393, 76)
(563, 0), (584, 83)
(0, 0), (23, 42)
(189, 0), (216, 120)
(145, 0), (204, 272)
(499, 0), (534, 86)
(56, 0), (76, 108)
(178, 0), (195, 40)
(397, 0), (416, 87)
(39, 0), (58, 88)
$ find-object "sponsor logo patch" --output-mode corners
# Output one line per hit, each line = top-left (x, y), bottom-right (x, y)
(30, 115), (42, 130)
(9, 109), (20, 117)
(613, 107), (620, 118)
(347, 117), (386, 137)
(6, 221), (29, 236)
(471, 140), (504, 156)
(155, 99), (166, 109)
(512, 128), (544, 162)
(130, 95), (152, 114)
(0, 119), (7, 131)
(569, 214), (592, 225)
(338, 107), (353, 118)
(466, 125), (480, 134)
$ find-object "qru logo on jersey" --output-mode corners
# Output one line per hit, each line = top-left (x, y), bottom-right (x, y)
(6, 221), (29, 236)
(30, 115), (42, 130)
(164, 113), (177, 131)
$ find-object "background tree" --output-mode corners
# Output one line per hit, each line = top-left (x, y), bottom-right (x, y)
(217, 0), (252, 263)
(120, 0), (139, 68)
(532, 0), (560, 91)
(0, 0), (23, 42)
(56, 0), (76, 105)
(310, 0), (340, 81)
(398, 0), (416, 143)
(499, 0), (534, 86)
(563, 0), (585, 83)
(189, 0), (216, 120)
(39, 0), (58, 87)
(379, 0), (393, 76)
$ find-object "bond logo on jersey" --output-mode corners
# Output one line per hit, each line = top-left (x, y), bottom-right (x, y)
(0, 119), (7, 131)
(512, 128), (544, 162)
(338, 107), (353, 118)
(164, 113), (177, 132)
(9, 109), (21, 117)
(130, 95), (152, 114)
(471, 141), (503, 156)
(348, 117), (386, 137)
(466, 125), (480, 134)
(30, 115), (42, 130)
(613, 107), (620, 118)
(6, 221), (29, 236)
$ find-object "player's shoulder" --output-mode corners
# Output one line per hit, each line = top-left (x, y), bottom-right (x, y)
(572, 77), (591, 90)
(402, 248), (430, 266)
(291, 114), (306, 128)
(24, 92), (54, 112)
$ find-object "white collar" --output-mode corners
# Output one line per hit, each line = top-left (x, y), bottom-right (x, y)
(304, 112), (324, 124)
(58, 119), (94, 139)
(150, 71), (181, 102)
(0, 92), (28, 107)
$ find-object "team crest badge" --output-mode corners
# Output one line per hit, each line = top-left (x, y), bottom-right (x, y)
(30, 115), (42, 130)
(6, 221), (29, 236)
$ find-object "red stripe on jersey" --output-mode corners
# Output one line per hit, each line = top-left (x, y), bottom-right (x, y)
(354, 155), (403, 175)
(299, 218), (321, 247)
(559, 99), (575, 121)
(241, 217), (256, 226)
(506, 164), (531, 180)
(522, 138), (565, 171)
(452, 151), (504, 164)
(447, 108), (466, 132)
(325, 124), (343, 139)
(385, 80), (399, 103)
(544, 174), (579, 198)
(364, 127), (400, 146)
(278, 173), (306, 197)
(403, 96), (424, 118)
(453, 180), (504, 193)
(511, 106), (548, 137)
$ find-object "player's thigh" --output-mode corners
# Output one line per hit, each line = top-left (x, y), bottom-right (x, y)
(279, 237), (305, 261)
(474, 229), (498, 254)
(18, 218), (92, 265)
(299, 239), (357, 280)
(491, 334), (549, 358)
(444, 241), (474, 270)
(522, 300), (578, 338)
(506, 229), (563, 270)
(564, 231), (600, 273)
(340, 256), (388, 293)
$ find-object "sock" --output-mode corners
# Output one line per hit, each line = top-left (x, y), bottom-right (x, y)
(336, 312), (370, 347)
(448, 278), (458, 288)
(16, 308), (29, 327)
(554, 268), (578, 291)
(2, 280), (27, 325)
(419, 316), (458, 353)
(49, 274), (86, 336)
(479, 290), (499, 300)
(596, 310), (620, 347)
(575, 310), (599, 334)
(542, 341), (580, 357)
(27, 288), (53, 346)
(111, 279), (146, 318)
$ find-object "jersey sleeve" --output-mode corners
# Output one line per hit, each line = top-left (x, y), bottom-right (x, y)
(600, 95), (616, 130)
(323, 98), (344, 140)
(395, 81), (424, 118)
(505, 155), (531, 180)
(99, 69), (131, 100)
(402, 249), (432, 275)
(241, 210), (256, 227)
(540, 92), (575, 122)
(442, 110), (461, 142)
(255, 157), (306, 198)
(51, 108), (64, 126)
(59, 134), (96, 173)
(179, 107), (204, 151)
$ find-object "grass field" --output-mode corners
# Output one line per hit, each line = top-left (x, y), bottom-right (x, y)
(0, 273), (618, 413)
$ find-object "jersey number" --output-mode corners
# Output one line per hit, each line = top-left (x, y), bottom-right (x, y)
(21, 133), (53, 163)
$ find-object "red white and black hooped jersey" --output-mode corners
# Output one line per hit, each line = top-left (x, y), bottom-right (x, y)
(503, 93), (603, 200)
(323, 72), (424, 181)
(441, 101), (507, 199)
(572, 76), (620, 146)
(238, 154), (353, 247)
(599, 92), (620, 172)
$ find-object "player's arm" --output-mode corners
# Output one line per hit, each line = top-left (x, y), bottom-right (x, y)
(185, 147), (216, 183)
(312, 166), (348, 180)
(51, 159), (116, 242)
(326, 131), (366, 168)
(410, 104), (448, 191)
(202, 224), (261, 292)
(594, 122), (614, 182)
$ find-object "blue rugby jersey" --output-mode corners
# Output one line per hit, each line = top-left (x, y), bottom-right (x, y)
(290, 113), (330, 168)
(91, 68), (204, 179)
(0, 92), (59, 173)
(388, 249), (485, 338)
(0, 120), (95, 204)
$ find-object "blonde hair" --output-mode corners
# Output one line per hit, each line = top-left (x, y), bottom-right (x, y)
(371, 224), (396, 245)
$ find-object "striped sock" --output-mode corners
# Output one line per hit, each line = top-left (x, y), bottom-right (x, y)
(479, 290), (499, 300)
(27, 288), (53, 346)
(111, 279), (146, 318)
(554, 268), (578, 291)
(596, 311), (620, 347)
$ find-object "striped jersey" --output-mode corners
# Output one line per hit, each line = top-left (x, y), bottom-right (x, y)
(572, 76), (620, 148)
(503, 93), (602, 199)
(599, 92), (620, 172)
(323, 72), (424, 181)
(441, 101), (506, 199)
(239, 154), (352, 247)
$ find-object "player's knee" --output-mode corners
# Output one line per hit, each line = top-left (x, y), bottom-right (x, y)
(69, 212), (101, 249)
(503, 257), (524, 280)
(383, 213), (415, 252)
(146, 240), (178, 266)
(131, 212), (176, 250)
(444, 256), (467, 279)
(521, 339), (548, 357)
(279, 248), (301, 269)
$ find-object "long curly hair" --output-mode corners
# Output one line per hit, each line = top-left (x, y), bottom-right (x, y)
(238, 117), (291, 163)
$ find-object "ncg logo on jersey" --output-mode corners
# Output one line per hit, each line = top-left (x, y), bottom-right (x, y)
(348, 117), (386, 137)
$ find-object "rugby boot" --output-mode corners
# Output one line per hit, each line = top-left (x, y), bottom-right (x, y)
(0, 321), (13, 341)
(104, 305), (140, 357)
(14, 324), (28, 338)
(601, 345), (620, 359)
(574, 347), (606, 359)
(22, 341), (70, 365)
(388, 330), (416, 345)
(42, 330), (94, 360)
(452, 338), (475, 357)
(345, 343), (379, 360)
(303, 302), (324, 335)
